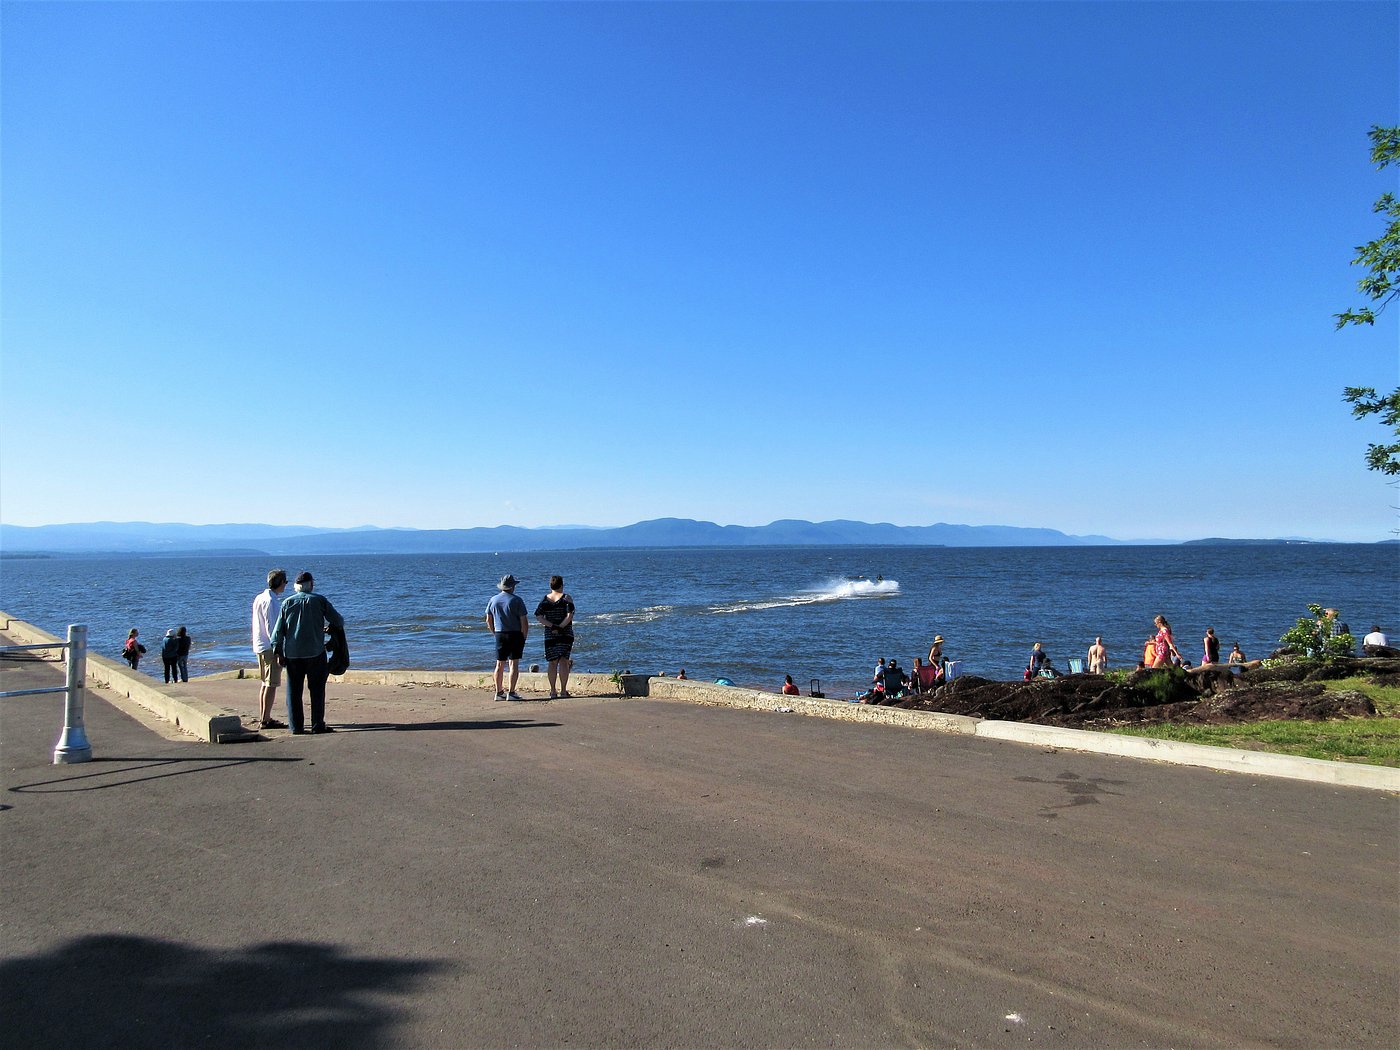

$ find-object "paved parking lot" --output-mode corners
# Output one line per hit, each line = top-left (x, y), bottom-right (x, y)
(3, 652), (1397, 1048)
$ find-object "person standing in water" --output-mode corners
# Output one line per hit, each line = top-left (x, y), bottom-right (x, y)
(1087, 636), (1108, 674)
(1202, 627), (1220, 665)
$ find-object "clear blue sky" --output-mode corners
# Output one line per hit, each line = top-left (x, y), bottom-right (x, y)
(3, 1), (1397, 541)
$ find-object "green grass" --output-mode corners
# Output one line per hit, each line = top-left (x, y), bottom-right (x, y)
(1105, 675), (1400, 767)
(1109, 709), (1400, 768)
(1321, 677), (1400, 716)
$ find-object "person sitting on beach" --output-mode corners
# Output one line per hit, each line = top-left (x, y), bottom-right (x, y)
(884, 660), (908, 696)
(1362, 626), (1398, 658)
(873, 657), (886, 687)
(910, 656), (925, 694)
(1028, 642), (1061, 678)
(1228, 642), (1246, 665)
(677, 668), (687, 680)
(782, 674), (800, 696)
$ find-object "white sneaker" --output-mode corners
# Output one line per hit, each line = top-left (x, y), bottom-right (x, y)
(495, 690), (506, 701)
(508, 691), (524, 701)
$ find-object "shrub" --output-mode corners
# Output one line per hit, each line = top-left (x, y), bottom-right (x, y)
(1138, 666), (1194, 705)
(1279, 604), (1357, 661)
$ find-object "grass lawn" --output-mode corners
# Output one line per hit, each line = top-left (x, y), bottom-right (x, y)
(1107, 679), (1400, 768)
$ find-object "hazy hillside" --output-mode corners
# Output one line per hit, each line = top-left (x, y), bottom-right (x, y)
(0, 518), (1125, 554)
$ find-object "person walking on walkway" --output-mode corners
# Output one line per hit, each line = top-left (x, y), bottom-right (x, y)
(270, 571), (344, 734)
(251, 568), (288, 729)
(487, 574), (529, 700)
(534, 575), (575, 699)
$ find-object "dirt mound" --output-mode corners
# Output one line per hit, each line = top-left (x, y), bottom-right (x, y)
(871, 657), (1396, 730)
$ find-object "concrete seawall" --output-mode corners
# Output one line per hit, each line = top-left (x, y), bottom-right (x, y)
(1, 613), (245, 743)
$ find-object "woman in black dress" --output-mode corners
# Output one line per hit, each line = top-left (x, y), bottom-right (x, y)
(535, 575), (575, 699)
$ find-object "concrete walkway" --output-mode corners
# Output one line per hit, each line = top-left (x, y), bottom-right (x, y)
(6, 612), (1395, 791)
(3, 649), (1397, 1048)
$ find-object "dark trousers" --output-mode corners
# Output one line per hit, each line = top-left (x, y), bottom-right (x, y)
(162, 657), (178, 683)
(284, 655), (329, 731)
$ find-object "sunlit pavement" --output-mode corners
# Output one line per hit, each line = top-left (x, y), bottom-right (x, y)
(4, 652), (1397, 1049)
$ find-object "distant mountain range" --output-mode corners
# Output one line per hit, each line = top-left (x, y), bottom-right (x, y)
(0, 518), (1130, 555)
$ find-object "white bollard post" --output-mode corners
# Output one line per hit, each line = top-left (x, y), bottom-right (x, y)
(53, 624), (92, 764)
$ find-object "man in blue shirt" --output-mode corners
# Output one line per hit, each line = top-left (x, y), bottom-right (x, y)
(269, 571), (345, 734)
(486, 574), (529, 700)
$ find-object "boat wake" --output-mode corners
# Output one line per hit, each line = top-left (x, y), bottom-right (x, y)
(710, 577), (899, 615)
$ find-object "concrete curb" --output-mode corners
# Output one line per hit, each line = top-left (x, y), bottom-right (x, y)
(1, 615), (244, 744)
(973, 720), (1400, 791)
(634, 673), (1400, 793)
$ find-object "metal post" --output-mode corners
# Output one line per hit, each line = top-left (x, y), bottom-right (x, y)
(53, 624), (92, 764)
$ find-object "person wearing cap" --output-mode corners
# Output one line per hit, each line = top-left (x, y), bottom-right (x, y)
(160, 629), (181, 683)
(269, 571), (345, 734)
(486, 574), (530, 700)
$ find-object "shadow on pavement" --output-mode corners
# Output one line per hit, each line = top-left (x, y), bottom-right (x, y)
(1, 934), (449, 1050)
(340, 719), (562, 733)
(9, 756), (304, 794)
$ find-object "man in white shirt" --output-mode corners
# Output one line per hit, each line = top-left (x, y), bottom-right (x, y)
(251, 568), (288, 729)
(1363, 625), (1396, 657)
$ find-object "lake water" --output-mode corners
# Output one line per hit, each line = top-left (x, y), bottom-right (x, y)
(1, 545), (1395, 697)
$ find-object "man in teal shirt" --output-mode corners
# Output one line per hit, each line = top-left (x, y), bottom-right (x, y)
(270, 571), (345, 734)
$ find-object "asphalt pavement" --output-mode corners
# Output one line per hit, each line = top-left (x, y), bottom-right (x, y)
(3, 651), (1397, 1049)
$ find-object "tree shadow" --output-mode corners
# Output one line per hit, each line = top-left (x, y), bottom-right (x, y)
(9, 756), (304, 794)
(0, 934), (449, 1049)
(340, 719), (561, 733)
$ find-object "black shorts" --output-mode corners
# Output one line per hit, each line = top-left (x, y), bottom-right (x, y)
(494, 631), (525, 662)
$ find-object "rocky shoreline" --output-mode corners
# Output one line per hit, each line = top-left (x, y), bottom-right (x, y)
(872, 657), (1399, 731)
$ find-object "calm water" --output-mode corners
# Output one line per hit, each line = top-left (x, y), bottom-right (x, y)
(1, 545), (1395, 697)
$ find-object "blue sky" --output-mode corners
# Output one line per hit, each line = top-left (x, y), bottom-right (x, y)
(3, 1), (1397, 541)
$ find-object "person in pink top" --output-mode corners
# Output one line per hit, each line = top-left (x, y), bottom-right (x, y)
(1151, 615), (1183, 668)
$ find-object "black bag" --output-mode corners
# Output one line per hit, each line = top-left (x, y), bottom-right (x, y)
(325, 622), (350, 676)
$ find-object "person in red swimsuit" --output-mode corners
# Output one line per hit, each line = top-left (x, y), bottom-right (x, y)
(1152, 615), (1183, 667)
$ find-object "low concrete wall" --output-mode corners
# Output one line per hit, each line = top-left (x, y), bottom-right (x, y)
(213, 666), (634, 699)
(642, 674), (982, 734)
(1, 614), (244, 744)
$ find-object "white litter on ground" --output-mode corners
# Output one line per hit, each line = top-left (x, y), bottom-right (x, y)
(1004, 1013), (1024, 1024)
(744, 915), (769, 927)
